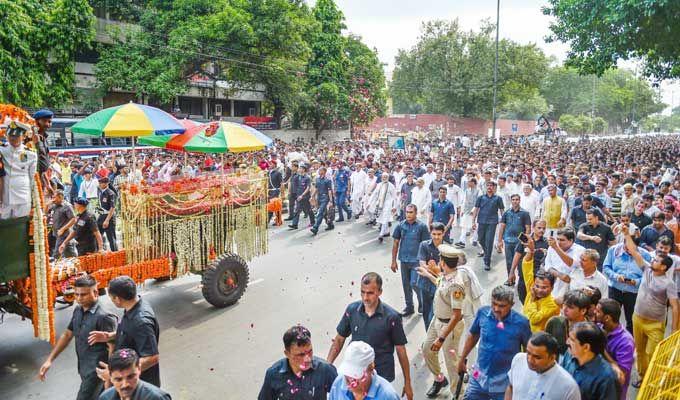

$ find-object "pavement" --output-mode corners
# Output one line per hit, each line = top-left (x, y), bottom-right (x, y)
(0, 219), (639, 399)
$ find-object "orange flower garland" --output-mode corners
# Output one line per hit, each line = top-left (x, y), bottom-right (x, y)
(0, 104), (35, 138)
(90, 257), (171, 289)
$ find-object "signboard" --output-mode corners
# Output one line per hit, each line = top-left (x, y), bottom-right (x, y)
(511, 123), (518, 133)
(388, 135), (405, 150)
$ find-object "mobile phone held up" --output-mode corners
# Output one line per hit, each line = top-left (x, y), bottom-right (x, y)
(518, 232), (529, 243)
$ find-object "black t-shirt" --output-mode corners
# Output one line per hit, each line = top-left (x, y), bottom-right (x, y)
(576, 222), (615, 265)
(115, 298), (161, 387)
(631, 212), (652, 231)
(73, 211), (98, 254)
(36, 136), (50, 174)
(98, 188), (117, 213)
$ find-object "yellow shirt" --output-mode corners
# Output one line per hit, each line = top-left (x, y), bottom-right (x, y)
(543, 196), (563, 229)
(60, 163), (72, 184)
(522, 258), (560, 332)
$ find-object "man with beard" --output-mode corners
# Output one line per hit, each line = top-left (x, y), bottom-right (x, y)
(506, 332), (580, 400)
(367, 172), (397, 243)
(521, 236), (560, 332)
(259, 326), (337, 400)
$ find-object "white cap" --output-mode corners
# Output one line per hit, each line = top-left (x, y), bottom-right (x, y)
(338, 341), (375, 379)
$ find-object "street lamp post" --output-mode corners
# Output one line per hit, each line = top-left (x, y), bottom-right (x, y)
(492, 0), (500, 141)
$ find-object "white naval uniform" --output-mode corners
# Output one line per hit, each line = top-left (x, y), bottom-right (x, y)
(0, 144), (37, 219)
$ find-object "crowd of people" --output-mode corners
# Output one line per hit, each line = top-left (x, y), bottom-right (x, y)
(3, 108), (680, 400)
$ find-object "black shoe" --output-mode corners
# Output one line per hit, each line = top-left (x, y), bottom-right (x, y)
(454, 242), (465, 248)
(355, 215), (360, 220)
(381, 233), (390, 238)
(288, 225), (298, 230)
(401, 308), (415, 317)
(426, 377), (449, 398)
(477, 252), (484, 257)
(310, 228), (318, 235)
(484, 264), (491, 271)
(472, 241), (478, 247)
(284, 217), (293, 221)
(378, 237), (383, 244)
(325, 225), (334, 231)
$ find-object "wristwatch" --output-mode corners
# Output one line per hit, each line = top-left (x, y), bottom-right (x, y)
(437, 336), (446, 344)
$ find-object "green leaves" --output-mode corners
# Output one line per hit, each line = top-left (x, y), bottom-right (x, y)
(544, 0), (680, 80)
(0, 0), (94, 107)
(390, 19), (549, 120)
(294, 0), (386, 135)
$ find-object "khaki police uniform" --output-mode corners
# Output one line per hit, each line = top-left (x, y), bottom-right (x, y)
(0, 143), (37, 219)
(422, 253), (474, 388)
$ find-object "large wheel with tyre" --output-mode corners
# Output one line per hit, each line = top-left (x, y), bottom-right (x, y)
(201, 253), (249, 308)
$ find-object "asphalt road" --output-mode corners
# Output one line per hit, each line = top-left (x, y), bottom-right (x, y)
(0, 220), (638, 400)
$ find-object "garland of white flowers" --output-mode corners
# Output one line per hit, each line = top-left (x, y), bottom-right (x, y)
(32, 180), (51, 342)
(119, 172), (269, 274)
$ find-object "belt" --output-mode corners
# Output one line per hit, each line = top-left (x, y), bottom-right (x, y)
(437, 318), (451, 323)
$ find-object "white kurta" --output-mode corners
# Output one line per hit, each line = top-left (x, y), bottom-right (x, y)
(520, 190), (541, 220)
(367, 181), (396, 224)
(410, 185), (432, 223)
(350, 170), (368, 214)
(362, 176), (377, 213)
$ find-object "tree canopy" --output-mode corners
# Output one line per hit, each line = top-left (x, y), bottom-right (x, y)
(543, 0), (680, 80)
(0, 0), (95, 107)
(390, 20), (550, 120)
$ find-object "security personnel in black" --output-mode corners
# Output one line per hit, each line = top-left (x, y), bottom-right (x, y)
(39, 275), (117, 400)
(89, 276), (162, 388)
(289, 164), (315, 229)
(284, 161), (299, 220)
(59, 198), (103, 256)
(97, 176), (118, 251)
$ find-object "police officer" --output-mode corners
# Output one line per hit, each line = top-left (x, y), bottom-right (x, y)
(97, 177), (117, 251)
(310, 166), (334, 235)
(289, 164), (314, 229)
(32, 109), (53, 194)
(284, 161), (299, 221)
(0, 120), (37, 219)
(334, 160), (352, 222)
(39, 275), (116, 400)
(59, 198), (103, 256)
(417, 244), (473, 398)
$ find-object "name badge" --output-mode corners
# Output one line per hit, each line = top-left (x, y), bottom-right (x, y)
(102, 198), (108, 203)
(77, 220), (86, 227)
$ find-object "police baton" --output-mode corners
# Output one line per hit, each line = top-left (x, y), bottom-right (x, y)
(454, 358), (467, 400)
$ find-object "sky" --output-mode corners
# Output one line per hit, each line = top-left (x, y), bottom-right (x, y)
(308, 0), (678, 114)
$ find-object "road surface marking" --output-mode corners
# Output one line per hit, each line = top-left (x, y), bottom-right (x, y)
(192, 298), (206, 305)
(248, 278), (264, 286)
(354, 238), (378, 248)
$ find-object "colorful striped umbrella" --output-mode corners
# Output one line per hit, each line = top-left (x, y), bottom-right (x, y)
(138, 121), (273, 153)
(71, 103), (185, 137)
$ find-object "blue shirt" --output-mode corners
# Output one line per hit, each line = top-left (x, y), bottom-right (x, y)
(416, 240), (440, 295)
(639, 225), (675, 251)
(431, 199), (455, 225)
(316, 177), (333, 202)
(469, 306), (531, 393)
(475, 194), (504, 225)
(336, 301), (407, 382)
(328, 372), (400, 400)
(258, 356), (338, 400)
(392, 220), (431, 263)
(603, 243), (652, 293)
(500, 208), (531, 243)
(560, 352), (618, 400)
(334, 168), (350, 193)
